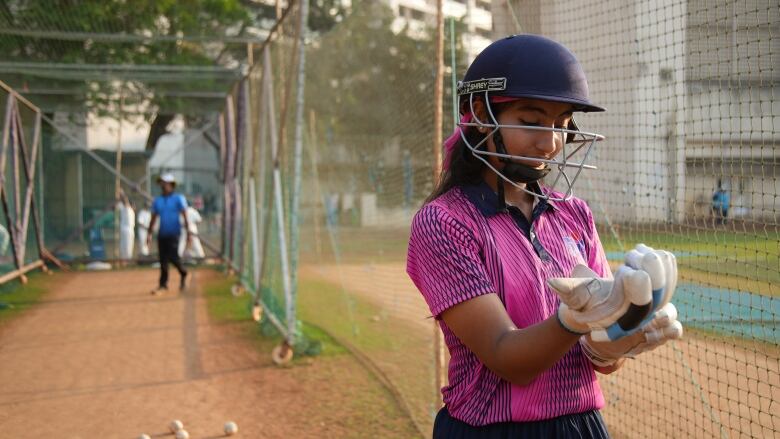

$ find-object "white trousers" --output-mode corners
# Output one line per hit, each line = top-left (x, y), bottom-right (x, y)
(179, 235), (205, 258)
(119, 227), (134, 260)
(137, 228), (149, 256)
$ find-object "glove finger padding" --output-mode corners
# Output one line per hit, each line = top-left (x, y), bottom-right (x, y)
(625, 303), (683, 357)
(625, 244), (677, 312)
(590, 245), (678, 342)
(581, 303), (683, 367)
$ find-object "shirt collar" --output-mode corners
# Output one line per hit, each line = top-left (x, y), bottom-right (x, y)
(460, 180), (556, 217)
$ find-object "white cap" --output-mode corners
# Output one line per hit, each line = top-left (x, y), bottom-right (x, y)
(158, 172), (176, 184)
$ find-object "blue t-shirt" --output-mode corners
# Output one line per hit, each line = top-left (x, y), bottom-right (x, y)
(152, 193), (187, 237)
(712, 190), (730, 210)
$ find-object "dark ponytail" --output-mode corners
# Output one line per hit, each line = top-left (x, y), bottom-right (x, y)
(425, 101), (511, 203)
(425, 127), (487, 203)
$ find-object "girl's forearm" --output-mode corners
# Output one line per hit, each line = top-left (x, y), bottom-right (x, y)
(492, 316), (581, 386)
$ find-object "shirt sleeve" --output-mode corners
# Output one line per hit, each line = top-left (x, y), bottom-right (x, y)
(178, 195), (188, 211)
(406, 205), (495, 318)
(151, 197), (160, 215)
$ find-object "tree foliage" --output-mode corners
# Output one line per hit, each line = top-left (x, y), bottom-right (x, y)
(0, 0), (345, 148)
(305, 2), (437, 139)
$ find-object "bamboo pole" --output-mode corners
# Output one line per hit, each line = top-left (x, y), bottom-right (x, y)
(0, 260), (44, 286)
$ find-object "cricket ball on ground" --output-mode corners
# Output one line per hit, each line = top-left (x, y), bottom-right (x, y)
(224, 421), (239, 435)
(169, 420), (184, 432)
(175, 429), (190, 439)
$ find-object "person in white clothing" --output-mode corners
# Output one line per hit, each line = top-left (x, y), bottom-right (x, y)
(179, 205), (205, 258)
(136, 204), (152, 256)
(117, 191), (135, 261)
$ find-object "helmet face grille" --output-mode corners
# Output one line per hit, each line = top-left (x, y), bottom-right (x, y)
(458, 90), (605, 202)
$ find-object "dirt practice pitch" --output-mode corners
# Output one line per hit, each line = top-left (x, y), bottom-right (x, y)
(0, 269), (418, 438)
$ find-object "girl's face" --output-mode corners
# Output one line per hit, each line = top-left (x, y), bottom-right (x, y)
(474, 97), (574, 172)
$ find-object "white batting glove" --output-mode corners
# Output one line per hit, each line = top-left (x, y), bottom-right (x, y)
(580, 303), (683, 367)
(548, 244), (678, 341)
(548, 263), (653, 336)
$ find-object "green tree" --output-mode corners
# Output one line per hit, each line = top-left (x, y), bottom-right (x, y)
(0, 0), (346, 150)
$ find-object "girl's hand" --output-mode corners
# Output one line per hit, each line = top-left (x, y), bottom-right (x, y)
(580, 303), (683, 368)
(548, 244), (678, 342)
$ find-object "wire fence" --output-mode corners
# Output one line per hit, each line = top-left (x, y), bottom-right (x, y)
(1, 0), (777, 437)
(0, 82), (45, 283)
(232, 0), (779, 436)
(499, 1), (779, 438)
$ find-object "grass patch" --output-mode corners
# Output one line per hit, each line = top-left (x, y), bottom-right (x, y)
(600, 228), (780, 296)
(297, 272), (438, 435)
(201, 268), (423, 437)
(0, 272), (51, 326)
(200, 269), (346, 359)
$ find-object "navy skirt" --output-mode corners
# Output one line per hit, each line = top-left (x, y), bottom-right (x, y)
(433, 406), (611, 439)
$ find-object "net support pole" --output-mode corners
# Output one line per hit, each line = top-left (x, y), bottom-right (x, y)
(288, 0), (310, 339)
(0, 95), (22, 272)
(236, 78), (251, 278)
(249, 178), (260, 290)
(263, 46), (294, 344)
(253, 69), (269, 291)
(224, 94), (238, 271)
(218, 113), (229, 267)
(114, 91), (124, 260)
(433, 0), (446, 407)
(449, 17), (458, 130)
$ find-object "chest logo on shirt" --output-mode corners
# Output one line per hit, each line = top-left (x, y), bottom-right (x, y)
(563, 232), (587, 263)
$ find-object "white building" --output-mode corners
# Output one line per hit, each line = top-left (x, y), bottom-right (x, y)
(387, 0), (493, 61)
(492, 0), (779, 223)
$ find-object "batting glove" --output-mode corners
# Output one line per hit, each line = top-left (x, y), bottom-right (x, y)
(548, 244), (677, 342)
(580, 302), (683, 367)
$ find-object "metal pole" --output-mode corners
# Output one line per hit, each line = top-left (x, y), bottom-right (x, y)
(288, 0), (309, 338)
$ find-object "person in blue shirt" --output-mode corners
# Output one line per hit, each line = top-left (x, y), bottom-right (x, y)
(146, 173), (191, 294)
(711, 181), (730, 225)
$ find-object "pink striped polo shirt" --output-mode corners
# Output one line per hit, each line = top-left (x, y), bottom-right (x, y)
(406, 182), (611, 426)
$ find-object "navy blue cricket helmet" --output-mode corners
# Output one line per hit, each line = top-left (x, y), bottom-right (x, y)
(458, 34), (604, 113)
(455, 34), (605, 203)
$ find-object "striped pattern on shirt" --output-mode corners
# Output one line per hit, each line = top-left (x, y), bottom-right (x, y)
(406, 183), (611, 425)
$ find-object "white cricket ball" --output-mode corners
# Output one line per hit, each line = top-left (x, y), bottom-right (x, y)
(169, 420), (184, 432)
(175, 429), (190, 439)
(224, 421), (239, 435)
(138, 435), (151, 439)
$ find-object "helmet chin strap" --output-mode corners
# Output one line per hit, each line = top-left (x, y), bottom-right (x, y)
(492, 129), (551, 210)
